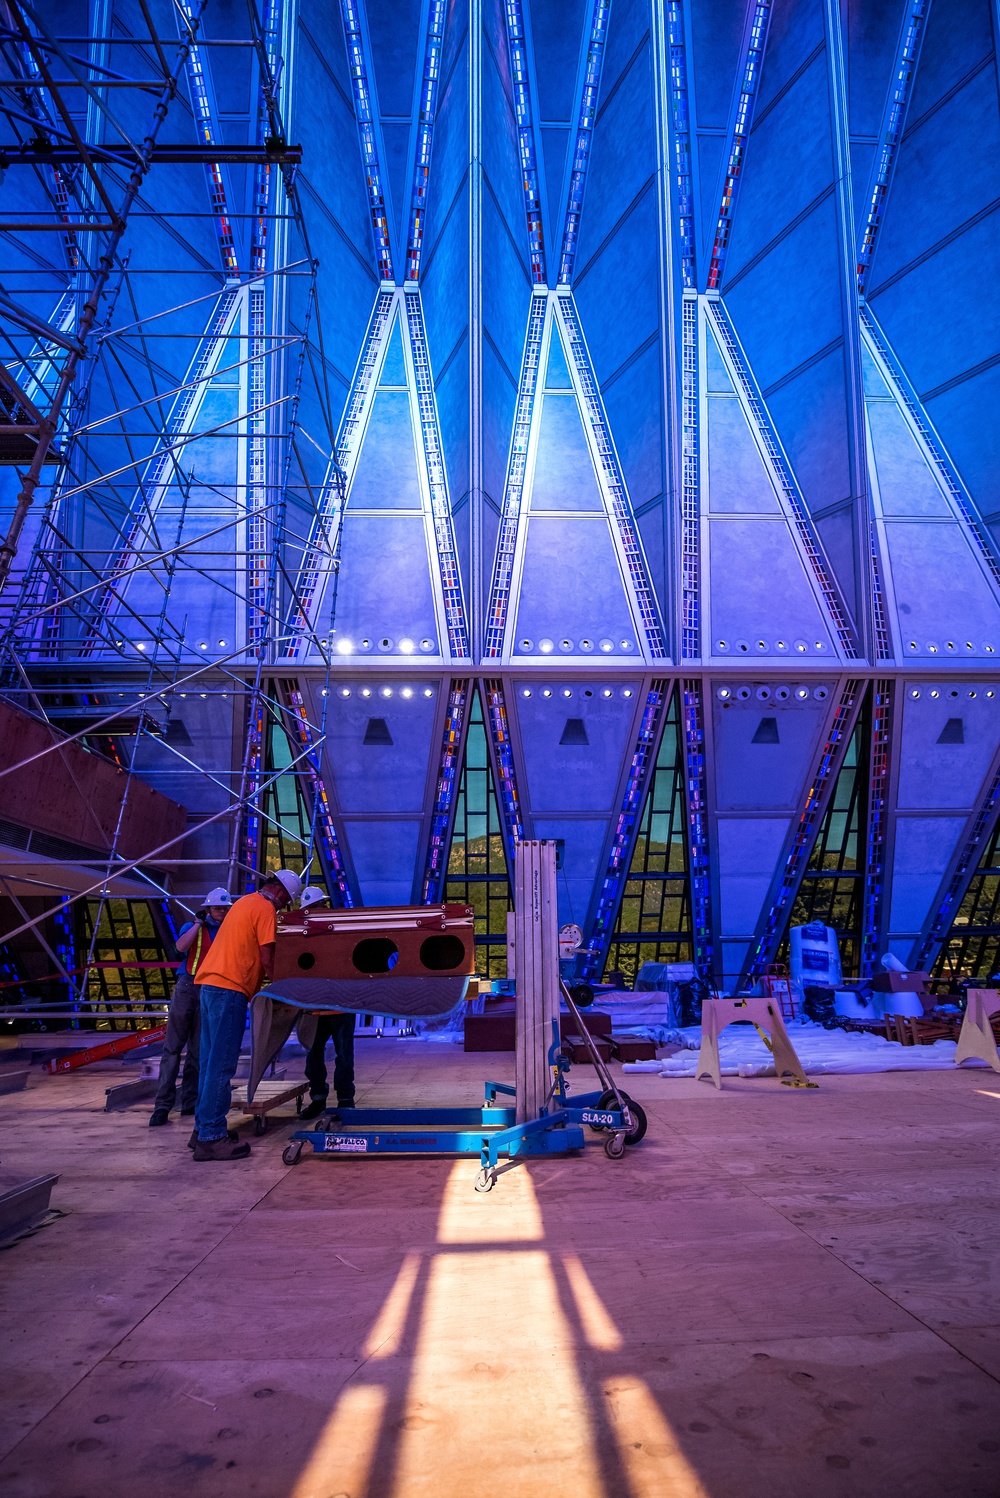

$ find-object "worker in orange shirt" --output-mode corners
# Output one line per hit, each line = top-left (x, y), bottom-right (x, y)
(190, 868), (302, 1160)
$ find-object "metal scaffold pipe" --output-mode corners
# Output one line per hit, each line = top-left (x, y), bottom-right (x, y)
(0, 0), (209, 594)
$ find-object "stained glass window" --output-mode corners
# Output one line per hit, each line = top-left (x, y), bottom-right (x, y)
(258, 708), (318, 887)
(776, 724), (863, 978)
(81, 899), (175, 1027)
(444, 689), (512, 976)
(604, 693), (691, 986)
(932, 817), (1000, 983)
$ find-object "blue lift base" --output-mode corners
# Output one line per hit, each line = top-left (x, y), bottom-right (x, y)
(280, 1081), (632, 1184)
(279, 1007), (648, 1189)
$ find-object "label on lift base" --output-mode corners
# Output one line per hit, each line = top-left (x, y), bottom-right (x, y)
(580, 1110), (616, 1126)
(323, 1135), (368, 1153)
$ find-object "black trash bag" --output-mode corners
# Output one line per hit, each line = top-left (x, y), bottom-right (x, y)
(803, 985), (837, 1024)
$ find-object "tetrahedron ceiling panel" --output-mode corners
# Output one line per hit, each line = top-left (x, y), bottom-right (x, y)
(703, 304), (845, 662)
(500, 297), (655, 661)
(863, 329), (1000, 660)
(329, 301), (447, 659)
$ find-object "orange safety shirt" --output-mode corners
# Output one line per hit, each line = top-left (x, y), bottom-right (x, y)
(194, 891), (277, 997)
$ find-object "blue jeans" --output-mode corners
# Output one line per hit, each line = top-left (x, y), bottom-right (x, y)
(195, 984), (249, 1142)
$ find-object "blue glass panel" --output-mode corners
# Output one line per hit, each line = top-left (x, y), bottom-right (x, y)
(529, 394), (602, 512)
(545, 321), (573, 389)
(379, 316), (408, 387)
(350, 392), (422, 509)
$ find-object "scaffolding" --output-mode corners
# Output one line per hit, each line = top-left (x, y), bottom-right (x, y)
(0, 0), (346, 1026)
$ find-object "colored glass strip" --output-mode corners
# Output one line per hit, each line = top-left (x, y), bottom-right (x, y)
(340, 0), (394, 282)
(664, 1), (695, 289)
(406, 0), (447, 282)
(870, 526), (892, 660)
(860, 677), (892, 977)
(744, 679), (861, 982)
(405, 290), (469, 657)
(709, 302), (856, 658)
(502, 0), (546, 283)
(914, 765), (1000, 974)
(241, 692), (268, 890)
(580, 679), (669, 980)
(681, 678), (711, 975)
(706, 1), (771, 290)
(863, 310), (1000, 597)
(179, 2), (239, 276)
(249, 0), (283, 278)
(421, 679), (470, 904)
(483, 292), (546, 658)
(245, 284), (270, 652)
(279, 681), (354, 906)
(557, 297), (666, 659)
(483, 677), (525, 859)
(857, 0), (927, 296)
(680, 293), (699, 658)
(558, 0), (611, 286)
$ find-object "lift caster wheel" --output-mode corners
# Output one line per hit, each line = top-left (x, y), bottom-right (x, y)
(282, 1141), (303, 1166)
(254, 1115), (268, 1137)
(597, 1090), (648, 1145)
(604, 1133), (626, 1159)
(475, 1167), (496, 1193)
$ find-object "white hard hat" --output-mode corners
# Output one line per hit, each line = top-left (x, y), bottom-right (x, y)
(300, 885), (329, 910)
(204, 887), (232, 908)
(269, 868), (303, 900)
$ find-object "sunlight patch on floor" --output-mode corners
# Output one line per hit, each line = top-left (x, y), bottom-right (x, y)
(290, 1384), (387, 1498)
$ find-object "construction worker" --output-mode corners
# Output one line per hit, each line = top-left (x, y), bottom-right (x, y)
(298, 886), (357, 1120)
(149, 887), (232, 1127)
(190, 868), (302, 1160)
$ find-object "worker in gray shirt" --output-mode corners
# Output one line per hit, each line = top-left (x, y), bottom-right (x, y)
(149, 888), (232, 1126)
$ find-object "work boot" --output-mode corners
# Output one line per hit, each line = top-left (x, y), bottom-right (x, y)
(192, 1137), (251, 1161)
(180, 1107), (195, 1117)
(299, 1098), (327, 1121)
(188, 1127), (239, 1150)
(149, 1108), (170, 1127)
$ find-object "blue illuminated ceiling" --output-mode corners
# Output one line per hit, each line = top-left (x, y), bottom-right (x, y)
(3, 0), (1000, 991)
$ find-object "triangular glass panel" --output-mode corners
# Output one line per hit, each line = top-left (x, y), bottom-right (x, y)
(705, 303), (839, 658)
(529, 391), (603, 512)
(545, 321), (573, 390)
(379, 313), (408, 388)
(937, 718), (964, 744)
(604, 693), (691, 986)
(444, 690), (512, 976)
(863, 323), (1000, 658)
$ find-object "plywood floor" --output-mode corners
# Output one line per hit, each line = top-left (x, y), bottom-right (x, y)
(1, 1041), (999, 1497)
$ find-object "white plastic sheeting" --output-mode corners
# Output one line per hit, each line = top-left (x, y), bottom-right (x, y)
(623, 1021), (987, 1077)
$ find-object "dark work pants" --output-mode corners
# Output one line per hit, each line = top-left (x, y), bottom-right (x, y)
(304, 1013), (356, 1107)
(154, 972), (200, 1112)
